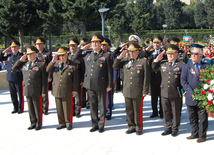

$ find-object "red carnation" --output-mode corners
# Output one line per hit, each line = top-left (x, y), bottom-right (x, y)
(208, 101), (212, 106)
(209, 89), (213, 93)
(212, 71), (214, 74)
(207, 79), (210, 84)
(201, 90), (206, 95)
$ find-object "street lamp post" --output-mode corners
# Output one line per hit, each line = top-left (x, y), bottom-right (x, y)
(162, 24), (167, 39)
(107, 26), (111, 40)
(98, 8), (109, 37)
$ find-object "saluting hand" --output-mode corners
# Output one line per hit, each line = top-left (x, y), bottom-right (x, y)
(106, 87), (112, 92)
(80, 43), (91, 51)
(72, 92), (77, 97)
(118, 49), (127, 59)
(52, 54), (58, 62)
(20, 54), (27, 62)
(155, 50), (165, 62)
(3, 46), (11, 53)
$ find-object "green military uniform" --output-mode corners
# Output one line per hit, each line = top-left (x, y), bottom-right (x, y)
(113, 43), (150, 133)
(46, 47), (78, 129)
(152, 44), (184, 135)
(12, 46), (47, 130)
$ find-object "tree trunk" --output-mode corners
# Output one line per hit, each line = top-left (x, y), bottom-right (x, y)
(4, 36), (9, 48)
(80, 20), (87, 38)
(18, 30), (24, 53)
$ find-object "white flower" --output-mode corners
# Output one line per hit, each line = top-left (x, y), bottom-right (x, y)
(211, 80), (214, 86)
(208, 93), (213, 101)
(204, 84), (209, 90)
(210, 85), (214, 91)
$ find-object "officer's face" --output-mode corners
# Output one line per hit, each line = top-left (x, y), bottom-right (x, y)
(92, 41), (101, 52)
(36, 43), (44, 52)
(69, 44), (77, 54)
(27, 53), (37, 62)
(11, 46), (19, 54)
(167, 53), (178, 62)
(58, 53), (68, 63)
(101, 44), (109, 52)
(153, 42), (161, 50)
(129, 50), (139, 59)
(191, 48), (202, 63)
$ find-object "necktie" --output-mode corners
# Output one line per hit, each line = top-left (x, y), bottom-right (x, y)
(195, 63), (199, 75)
(29, 62), (32, 69)
(169, 62), (173, 70)
(61, 63), (64, 70)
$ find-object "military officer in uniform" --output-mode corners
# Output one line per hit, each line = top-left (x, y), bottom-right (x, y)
(74, 32), (113, 133)
(0, 40), (24, 114)
(46, 47), (78, 130)
(152, 44), (184, 137)
(67, 37), (85, 118)
(113, 42), (150, 135)
(181, 44), (209, 143)
(12, 46), (47, 130)
(147, 35), (165, 118)
(35, 37), (52, 115)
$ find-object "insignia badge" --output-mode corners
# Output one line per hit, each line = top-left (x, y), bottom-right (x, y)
(68, 72), (71, 76)
(136, 64), (142, 67)
(175, 75), (178, 78)
(68, 65), (73, 69)
(161, 65), (166, 72)
(100, 63), (103, 68)
(190, 68), (195, 74)
(137, 70), (140, 74)
(99, 57), (105, 60)
(32, 67), (39, 71)
(87, 56), (91, 61)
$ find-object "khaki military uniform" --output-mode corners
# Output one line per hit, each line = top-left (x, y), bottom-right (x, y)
(152, 59), (184, 132)
(46, 60), (78, 127)
(113, 56), (150, 131)
(12, 58), (47, 127)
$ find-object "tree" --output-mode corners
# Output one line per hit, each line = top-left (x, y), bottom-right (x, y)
(164, 0), (185, 29)
(61, 0), (125, 38)
(205, 0), (214, 29)
(129, 0), (153, 35)
(194, 1), (207, 29)
(150, 2), (165, 30)
(181, 3), (196, 29)
(106, 2), (128, 42)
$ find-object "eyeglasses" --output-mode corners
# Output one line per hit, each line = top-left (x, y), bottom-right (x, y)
(191, 52), (199, 55)
(58, 54), (66, 57)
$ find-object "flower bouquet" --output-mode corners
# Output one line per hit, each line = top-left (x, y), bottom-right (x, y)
(193, 65), (214, 118)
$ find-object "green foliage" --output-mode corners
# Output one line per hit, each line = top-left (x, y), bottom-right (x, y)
(205, 0), (214, 28)
(194, 1), (207, 29)
(194, 65), (214, 113)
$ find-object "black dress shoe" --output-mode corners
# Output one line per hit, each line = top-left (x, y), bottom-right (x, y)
(106, 116), (111, 120)
(35, 126), (41, 130)
(73, 113), (76, 116)
(76, 113), (80, 118)
(28, 125), (36, 130)
(150, 113), (158, 118)
(86, 106), (90, 109)
(67, 126), (72, 130)
(125, 129), (136, 134)
(136, 131), (142, 135)
(90, 127), (99, 132)
(99, 128), (104, 133)
(56, 126), (66, 130)
(161, 130), (172, 136)
(18, 109), (23, 114)
(187, 135), (198, 139)
(159, 115), (164, 119)
(11, 109), (18, 114)
(171, 131), (178, 137)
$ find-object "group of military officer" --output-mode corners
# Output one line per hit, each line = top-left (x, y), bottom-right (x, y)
(1, 32), (211, 142)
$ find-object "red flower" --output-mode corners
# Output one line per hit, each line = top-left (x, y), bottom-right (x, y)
(209, 89), (213, 93)
(208, 101), (213, 106)
(207, 55), (212, 58)
(201, 90), (206, 95)
(207, 79), (210, 84)
(212, 71), (214, 74)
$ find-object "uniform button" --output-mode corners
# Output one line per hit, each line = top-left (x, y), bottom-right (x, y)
(130, 82), (132, 84)
(93, 61), (95, 63)
(91, 74), (92, 76)
(28, 83), (30, 85)
(60, 80), (62, 82)
(61, 75), (62, 77)
(29, 74), (30, 76)
(60, 84), (62, 86)
(169, 77), (170, 78)
(102, 77), (104, 79)
(91, 69), (93, 71)
(130, 77), (132, 79)
(169, 72), (171, 74)
(131, 72), (133, 74)
(131, 67), (133, 69)
(168, 81), (170, 83)
(168, 85), (170, 87)
(11, 71), (13, 72)
(28, 79), (30, 80)
(92, 65), (94, 67)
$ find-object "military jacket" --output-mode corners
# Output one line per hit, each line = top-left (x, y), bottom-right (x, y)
(0, 51), (23, 82)
(46, 60), (78, 98)
(74, 49), (113, 91)
(113, 56), (150, 98)
(152, 59), (184, 98)
(12, 58), (47, 97)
